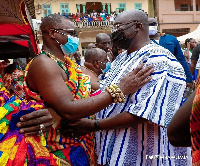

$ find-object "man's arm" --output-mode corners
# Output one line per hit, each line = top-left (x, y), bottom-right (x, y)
(60, 112), (147, 137)
(190, 60), (197, 75)
(190, 45), (200, 75)
(167, 91), (195, 147)
(27, 55), (154, 123)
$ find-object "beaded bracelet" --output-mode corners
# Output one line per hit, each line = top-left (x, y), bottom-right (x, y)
(105, 84), (126, 104)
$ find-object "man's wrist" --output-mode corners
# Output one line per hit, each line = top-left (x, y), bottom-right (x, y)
(94, 119), (100, 131)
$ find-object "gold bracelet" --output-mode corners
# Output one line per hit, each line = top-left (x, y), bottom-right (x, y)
(106, 84), (126, 104)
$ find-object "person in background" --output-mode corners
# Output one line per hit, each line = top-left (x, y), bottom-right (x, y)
(148, 17), (193, 88)
(184, 38), (197, 86)
(95, 33), (113, 62)
(80, 43), (96, 66)
(2, 63), (24, 98)
(73, 51), (81, 65)
(81, 48), (110, 92)
(190, 44), (200, 87)
(184, 38), (197, 64)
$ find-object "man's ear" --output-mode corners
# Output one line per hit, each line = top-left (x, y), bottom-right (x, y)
(48, 29), (56, 38)
(93, 60), (100, 69)
(136, 22), (143, 30)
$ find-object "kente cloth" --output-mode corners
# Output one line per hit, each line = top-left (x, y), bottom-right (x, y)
(190, 78), (200, 166)
(96, 41), (192, 166)
(0, 55), (95, 166)
(2, 69), (24, 98)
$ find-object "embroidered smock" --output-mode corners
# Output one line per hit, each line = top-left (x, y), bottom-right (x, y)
(96, 42), (192, 166)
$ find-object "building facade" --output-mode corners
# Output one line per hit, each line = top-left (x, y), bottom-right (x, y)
(154, 0), (200, 37)
(34, 0), (151, 54)
(34, 0), (149, 18)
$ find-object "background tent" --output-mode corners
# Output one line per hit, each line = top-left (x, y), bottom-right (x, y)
(177, 24), (200, 43)
(0, 0), (38, 60)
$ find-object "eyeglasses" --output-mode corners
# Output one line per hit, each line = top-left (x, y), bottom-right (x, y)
(112, 20), (138, 33)
(53, 29), (78, 37)
(97, 59), (109, 64)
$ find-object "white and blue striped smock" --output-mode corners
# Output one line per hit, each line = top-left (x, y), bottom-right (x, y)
(96, 42), (192, 166)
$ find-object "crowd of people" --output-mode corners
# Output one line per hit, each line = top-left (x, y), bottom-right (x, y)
(61, 9), (116, 23)
(1, 3), (200, 166)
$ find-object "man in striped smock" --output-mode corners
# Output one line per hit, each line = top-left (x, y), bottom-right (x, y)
(94, 10), (192, 166)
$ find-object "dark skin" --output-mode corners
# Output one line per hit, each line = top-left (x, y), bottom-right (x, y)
(96, 33), (113, 62)
(17, 16), (154, 135)
(167, 91), (195, 147)
(82, 48), (109, 92)
(17, 109), (53, 135)
(61, 11), (153, 137)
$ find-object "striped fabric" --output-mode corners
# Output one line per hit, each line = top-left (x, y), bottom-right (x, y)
(96, 42), (192, 166)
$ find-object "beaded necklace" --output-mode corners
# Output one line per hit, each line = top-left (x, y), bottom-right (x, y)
(83, 66), (98, 77)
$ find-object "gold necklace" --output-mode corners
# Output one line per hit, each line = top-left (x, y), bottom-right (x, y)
(42, 51), (65, 64)
(83, 66), (98, 77)
(42, 50), (72, 69)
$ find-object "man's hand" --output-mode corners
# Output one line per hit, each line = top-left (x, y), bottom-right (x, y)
(60, 118), (94, 138)
(186, 42), (190, 50)
(16, 108), (53, 136)
(119, 63), (154, 95)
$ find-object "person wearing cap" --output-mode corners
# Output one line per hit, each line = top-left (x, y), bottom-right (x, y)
(148, 17), (193, 89)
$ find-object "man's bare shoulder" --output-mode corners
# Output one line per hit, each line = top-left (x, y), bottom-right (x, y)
(29, 54), (60, 74)
(26, 54), (64, 92)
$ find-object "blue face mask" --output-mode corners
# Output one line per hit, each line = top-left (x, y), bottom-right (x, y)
(60, 35), (79, 55)
(102, 62), (111, 73)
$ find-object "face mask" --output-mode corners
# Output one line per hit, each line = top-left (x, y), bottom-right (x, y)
(111, 29), (138, 50)
(149, 26), (158, 36)
(102, 62), (111, 73)
(59, 35), (79, 55)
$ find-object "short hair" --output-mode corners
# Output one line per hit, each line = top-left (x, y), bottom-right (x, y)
(96, 33), (111, 43)
(40, 14), (69, 32)
(85, 48), (105, 63)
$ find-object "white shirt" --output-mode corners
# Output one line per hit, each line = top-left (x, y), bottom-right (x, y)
(96, 42), (191, 166)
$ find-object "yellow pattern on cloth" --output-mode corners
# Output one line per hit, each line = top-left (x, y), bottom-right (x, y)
(23, 55), (95, 165)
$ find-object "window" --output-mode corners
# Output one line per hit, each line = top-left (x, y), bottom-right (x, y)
(135, 3), (142, 10)
(60, 3), (70, 15)
(118, 3), (126, 13)
(43, 4), (52, 17)
(180, 4), (188, 11)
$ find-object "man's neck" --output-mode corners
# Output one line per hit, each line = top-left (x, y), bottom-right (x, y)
(127, 38), (151, 54)
(84, 63), (100, 76)
(42, 45), (65, 62)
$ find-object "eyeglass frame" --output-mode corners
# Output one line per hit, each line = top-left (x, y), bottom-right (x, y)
(97, 59), (109, 65)
(53, 28), (78, 37)
(111, 20), (139, 33)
